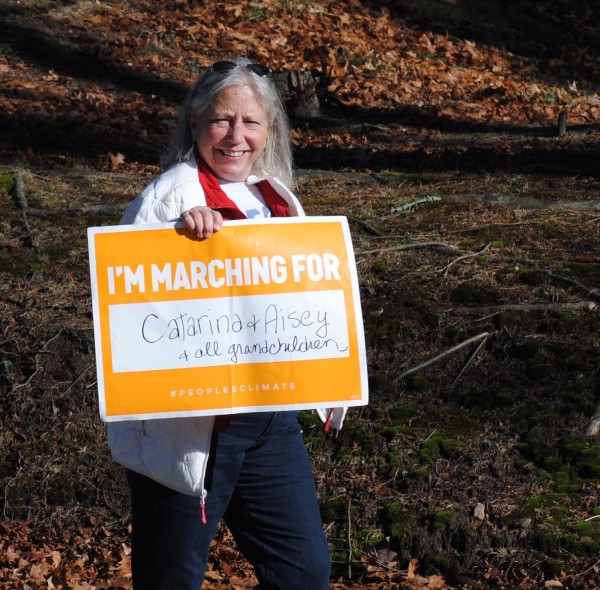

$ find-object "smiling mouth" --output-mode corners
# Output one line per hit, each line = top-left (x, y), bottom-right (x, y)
(221, 150), (245, 157)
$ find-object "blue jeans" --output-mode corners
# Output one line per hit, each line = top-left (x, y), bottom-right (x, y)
(126, 411), (331, 590)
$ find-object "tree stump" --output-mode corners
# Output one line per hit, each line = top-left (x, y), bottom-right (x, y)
(272, 69), (327, 120)
(557, 110), (567, 137)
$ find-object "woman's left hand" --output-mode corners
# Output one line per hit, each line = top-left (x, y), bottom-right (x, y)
(180, 206), (223, 239)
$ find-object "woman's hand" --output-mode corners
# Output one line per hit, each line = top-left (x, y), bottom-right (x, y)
(180, 206), (223, 239)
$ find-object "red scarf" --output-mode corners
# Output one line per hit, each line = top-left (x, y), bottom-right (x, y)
(197, 159), (291, 220)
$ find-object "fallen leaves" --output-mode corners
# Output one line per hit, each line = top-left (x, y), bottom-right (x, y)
(0, 518), (132, 590)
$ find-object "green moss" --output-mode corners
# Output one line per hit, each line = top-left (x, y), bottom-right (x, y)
(368, 372), (387, 393)
(373, 259), (389, 274)
(0, 174), (15, 191)
(381, 427), (399, 442)
(573, 521), (596, 537)
(420, 434), (464, 463)
(459, 237), (477, 249)
(406, 374), (429, 391)
(543, 558), (566, 578)
(376, 449), (401, 478)
(428, 509), (457, 531)
(424, 404), (447, 418)
(369, 407), (386, 421)
(383, 503), (418, 540)
(389, 402), (417, 425)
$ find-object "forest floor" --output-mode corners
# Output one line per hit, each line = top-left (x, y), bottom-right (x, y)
(1, 1), (600, 589)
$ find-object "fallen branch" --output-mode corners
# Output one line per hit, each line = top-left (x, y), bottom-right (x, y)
(347, 217), (385, 236)
(390, 195), (441, 215)
(455, 301), (597, 315)
(394, 332), (491, 383)
(362, 241), (460, 256)
(507, 256), (600, 268)
(440, 242), (491, 275)
(451, 334), (489, 387)
(539, 269), (600, 302)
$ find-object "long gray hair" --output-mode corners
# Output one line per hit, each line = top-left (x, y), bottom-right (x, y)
(162, 57), (294, 188)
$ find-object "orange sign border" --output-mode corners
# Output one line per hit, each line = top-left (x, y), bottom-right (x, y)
(88, 217), (368, 421)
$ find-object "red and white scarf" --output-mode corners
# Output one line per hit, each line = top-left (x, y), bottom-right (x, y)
(197, 159), (291, 220)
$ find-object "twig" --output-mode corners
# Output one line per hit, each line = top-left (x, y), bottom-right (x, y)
(347, 500), (353, 579)
(55, 363), (95, 399)
(451, 334), (489, 387)
(11, 329), (66, 393)
(440, 243), (491, 275)
(449, 219), (551, 233)
(347, 217), (385, 236)
(394, 332), (491, 383)
(503, 257), (600, 300)
(558, 557), (600, 583)
(455, 301), (597, 315)
(362, 241), (460, 256)
(507, 256), (600, 268)
(538, 269), (600, 302)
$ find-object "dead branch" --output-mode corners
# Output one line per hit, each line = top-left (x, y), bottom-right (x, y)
(539, 269), (600, 301)
(450, 334), (489, 387)
(440, 243), (491, 275)
(362, 241), (460, 256)
(347, 217), (385, 236)
(390, 195), (441, 215)
(456, 301), (597, 315)
(394, 332), (491, 383)
(507, 256), (600, 268)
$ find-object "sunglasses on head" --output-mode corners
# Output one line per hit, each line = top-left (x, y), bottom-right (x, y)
(209, 60), (272, 77)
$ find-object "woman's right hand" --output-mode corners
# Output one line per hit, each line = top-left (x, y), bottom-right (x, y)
(180, 206), (223, 239)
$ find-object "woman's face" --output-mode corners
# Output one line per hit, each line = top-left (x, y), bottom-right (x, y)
(191, 84), (269, 182)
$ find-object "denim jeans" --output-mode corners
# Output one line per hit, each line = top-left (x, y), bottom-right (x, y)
(126, 411), (331, 590)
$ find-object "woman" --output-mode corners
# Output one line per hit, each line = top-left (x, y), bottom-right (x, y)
(108, 58), (346, 590)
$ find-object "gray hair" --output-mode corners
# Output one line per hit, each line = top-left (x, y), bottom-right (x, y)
(162, 57), (294, 188)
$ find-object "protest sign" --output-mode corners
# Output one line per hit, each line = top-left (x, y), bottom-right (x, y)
(87, 217), (368, 421)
